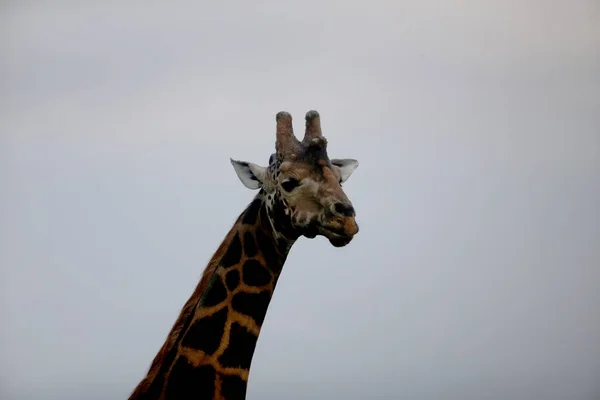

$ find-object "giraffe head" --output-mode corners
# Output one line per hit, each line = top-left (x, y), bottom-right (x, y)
(231, 110), (359, 247)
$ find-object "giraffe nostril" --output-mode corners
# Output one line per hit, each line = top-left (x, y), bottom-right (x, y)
(333, 202), (355, 217)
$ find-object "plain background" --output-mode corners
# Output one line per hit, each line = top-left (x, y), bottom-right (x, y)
(2, 1), (599, 399)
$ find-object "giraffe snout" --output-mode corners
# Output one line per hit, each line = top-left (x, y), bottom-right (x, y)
(332, 202), (356, 217)
(341, 216), (359, 236)
(323, 201), (359, 238)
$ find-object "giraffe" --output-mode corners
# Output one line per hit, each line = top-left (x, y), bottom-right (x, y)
(128, 110), (360, 400)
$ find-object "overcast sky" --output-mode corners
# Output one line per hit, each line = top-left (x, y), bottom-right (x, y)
(2, 1), (599, 399)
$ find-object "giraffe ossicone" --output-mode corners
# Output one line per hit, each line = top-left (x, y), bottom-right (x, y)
(128, 110), (359, 400)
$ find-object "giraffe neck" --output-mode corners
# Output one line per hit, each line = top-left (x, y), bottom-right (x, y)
(129, 193), (296, 400)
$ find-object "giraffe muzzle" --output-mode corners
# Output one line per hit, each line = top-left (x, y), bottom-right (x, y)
(318, 216), (359, 247)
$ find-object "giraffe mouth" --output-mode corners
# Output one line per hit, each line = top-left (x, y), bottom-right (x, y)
(317, 226), (355, 247)
(300, 222), (356, 247)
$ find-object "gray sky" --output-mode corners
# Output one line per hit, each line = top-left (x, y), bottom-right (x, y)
(2, 1), (599, 399)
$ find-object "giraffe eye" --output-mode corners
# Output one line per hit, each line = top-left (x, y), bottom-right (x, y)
(281, 178), (300, 192)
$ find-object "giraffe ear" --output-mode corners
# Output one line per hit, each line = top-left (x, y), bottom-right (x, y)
(331, 159), (359, 183)
(230, 159), (267, 190)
